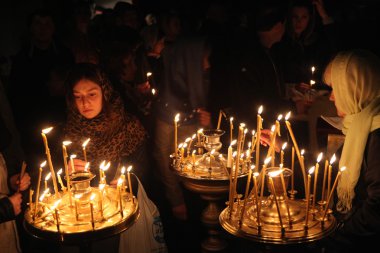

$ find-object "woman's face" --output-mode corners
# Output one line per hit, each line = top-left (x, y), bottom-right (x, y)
(291, 6), (310, 36)
(324, 63), (346, 117)
(73, 79), (103, 119)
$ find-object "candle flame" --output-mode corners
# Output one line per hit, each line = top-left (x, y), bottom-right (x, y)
(310, 80), (316, 86)
(45, 172), (51, 181)
(308, 166), (315, 174)
(104, 162), (111, 171)
(301, 149), (305, 156)
(151, 88), (156, 95)
(340, 166), (347, 172)
(57, 168), (63, 175)
(197, 128), (203, 134)
(210, 149), (215, 155)
(251, 165), (255, 170)
(285, 111), (291, 120)
(268, 169), (282, 177)
(85, 162), (90, 171)
(271, 125), (276, 132)
(178, 143), (183, 148)
(62, 141), (72, 146)
(233, 151), (237, 157)
(230, 117), (234, 123)
(90, 194), (96, 201)
(279, 163), (284, 169)
(253, 172), (260, 177)
(147, 72), (152, 77)
(52, 199), (62, 210)
(127, 165), (132, 172)
(70, 154), (77, 159)
(311, 66), (315, 73)
(99, 160), (106, 169)
(244, 128), (248, 134)
(174, 113), (180, 122)
(117, 177), (123, 186)
(82, 138), (90, 148)
(192, 150), (196, 154)
(185, 137), (191, 143)
(230, 139), (237, 146)
(277, 114), (283, 121)
(281, 142), (287, 150)
(99, 184), (105, 191)
(240, 123), (246, 128)
(40, 161), (47, 167)
(121, 166), (126, 174)
(330, 154), (336, 164)
(74, 193), (83, 199)
(258, 105), (263, 114)
(264, 157), (272, 165)
(39, 188), (50, 201)
(42, 127), (53, 134)
(192, 134), (196, 139)
(183, 143), (188, 148)
(252, 130), (255, 136)
(248, 142), (251, 148)
(317, 152), (323, 163)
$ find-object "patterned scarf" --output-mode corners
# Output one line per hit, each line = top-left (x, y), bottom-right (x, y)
(329, 49), (380, 213)
(63, 76), (146, 174)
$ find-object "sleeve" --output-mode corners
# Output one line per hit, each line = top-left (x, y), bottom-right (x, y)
(334, 129), (380, 242)
(0, 197), (16, 223)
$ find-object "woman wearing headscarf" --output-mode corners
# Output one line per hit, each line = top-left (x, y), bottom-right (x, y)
(63, 63), (147, 186)
(322, 49), (380, 251)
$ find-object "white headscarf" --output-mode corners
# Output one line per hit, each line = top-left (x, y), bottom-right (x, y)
(329, 49), (380, 213)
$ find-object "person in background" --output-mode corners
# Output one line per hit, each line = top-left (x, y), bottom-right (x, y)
(63, 63), (148, 188)
(321, 49), (380, 252)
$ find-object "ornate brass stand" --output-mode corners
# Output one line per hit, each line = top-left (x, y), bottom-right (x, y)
(24, 171), (139, 249)
(172, 129), (248, 252)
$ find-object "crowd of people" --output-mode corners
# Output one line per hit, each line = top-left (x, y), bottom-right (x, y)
(1, 0), (380, 252)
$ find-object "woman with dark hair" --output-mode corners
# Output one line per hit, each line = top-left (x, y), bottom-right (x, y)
(63, 63), (148, 187)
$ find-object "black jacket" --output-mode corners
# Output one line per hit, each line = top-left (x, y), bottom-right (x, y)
(0, 197), (15, 223)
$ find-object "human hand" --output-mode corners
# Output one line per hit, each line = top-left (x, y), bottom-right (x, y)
(10, 172), (31, 192)
(197, 108), (211, 127)
(8, 193), (22, 216)
(260, 129), (281, 153)
(312, 0), (331, 22)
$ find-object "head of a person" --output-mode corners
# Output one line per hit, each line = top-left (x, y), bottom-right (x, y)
(287, 0), (313, 37)
(65, 63), (113, 119)
(28, 8), (55, 44)
(254, 1), (286, 43)
(323, 49), (380, 117)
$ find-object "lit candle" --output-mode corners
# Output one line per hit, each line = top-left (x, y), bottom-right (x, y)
(70, 154), (77, 173)
(241, 128), (248, 152)
(102, 161), (110, 184)
(305, 166), (315, 229)
(252, 172), (261, 228)
(117, 178), (124, 217)
(321, 159), (329, 204)
(197, 128), (203, 154)
(268, 175), (284, 232)
(44, 172), (51, 192)
(239, 165), (255, 225)
(62, 141), (72, 204)
(56, 169), (66, 192)
(255, 106), (263, 171)
(280, 142), (287, 165)
(192, 150), (196, 169)
(187, 134), (196, 157)
(82, 138), (90, 163)
(321, 166), (346, 222)
(285, 112), (307, 193)
(34, 161), (46, 219)
(127, 166), (133, 203)
(259, 157), (272, 204)
(98, 184), (105, 219)
(250, 130), (256, 153)
(41, 127), (59, 196)
(312, 152), (323, 211)
(39, 188), (50, 203)
(99, 160), (105, 182)
(291, 147), (295, 193)
(230, 117), (234, 143)
(85, 162), (90, 172)
(52, 199), (62, 232)
(327, 154), (336, 202)
(121, 166), (126, 192)
(278, 167), (292, 227)
(174, 113), (180, 157)
(90, 194), (95, 230)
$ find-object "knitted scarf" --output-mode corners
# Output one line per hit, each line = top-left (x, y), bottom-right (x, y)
(330, 49), (380, 213)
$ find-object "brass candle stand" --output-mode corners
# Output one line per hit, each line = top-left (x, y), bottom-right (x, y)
(24, 171), (139, 246)
(219, 166), (337, 245)
(172, 129), (248, 252)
